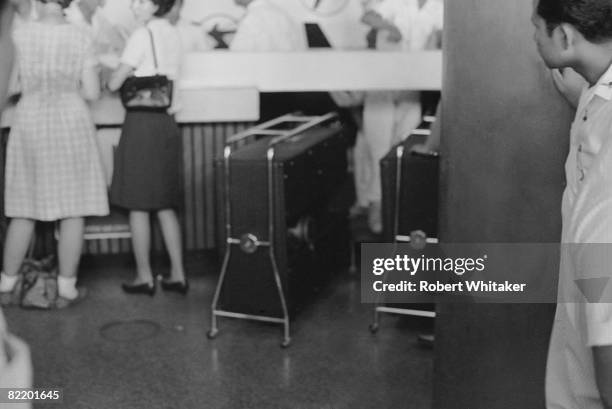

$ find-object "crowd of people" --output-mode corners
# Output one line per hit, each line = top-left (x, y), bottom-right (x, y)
(0, 0), (445, 302)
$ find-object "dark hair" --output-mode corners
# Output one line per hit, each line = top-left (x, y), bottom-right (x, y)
(537, 0), (612, 43)
(0, 0), (10, 33)
(151, 0), (175, 17)
(38, 0), (74, 9)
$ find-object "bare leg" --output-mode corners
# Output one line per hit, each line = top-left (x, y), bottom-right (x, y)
(2, 218), (36, 276)
(57, 217), (84, 278)
(157, 209), (185, 282)
(129, 211), (154, 285)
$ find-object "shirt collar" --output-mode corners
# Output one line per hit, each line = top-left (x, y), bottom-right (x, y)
(591, 63), (612, 101)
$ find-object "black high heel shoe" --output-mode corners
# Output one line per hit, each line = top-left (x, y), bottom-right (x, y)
(160, 279), (189, 295)
(121, 281), (156, 296)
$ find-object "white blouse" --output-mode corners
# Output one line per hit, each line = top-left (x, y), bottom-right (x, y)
(121, 18), (182, 80)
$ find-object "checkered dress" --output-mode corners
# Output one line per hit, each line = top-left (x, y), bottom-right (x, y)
(5, 22), (109, 221)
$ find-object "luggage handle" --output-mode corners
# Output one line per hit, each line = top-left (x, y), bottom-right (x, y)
(226, 113), (338, 146)
(268, 113), (338, 147)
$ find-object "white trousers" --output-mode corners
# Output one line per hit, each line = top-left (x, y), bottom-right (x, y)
(357, 90), (422, 204)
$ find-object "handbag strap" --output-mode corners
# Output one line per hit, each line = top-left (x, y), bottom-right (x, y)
(146, 26), (159, 74)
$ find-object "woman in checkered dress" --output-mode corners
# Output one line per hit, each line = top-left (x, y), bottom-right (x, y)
(0, 0), (108, 305)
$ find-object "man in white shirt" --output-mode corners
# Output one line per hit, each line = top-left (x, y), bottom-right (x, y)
(230, 0), (313, 121)
(359, 0), (442, 233)
(363, 0), (442, 51)
(532, 0), (612, 408)
(230, 0), (307, 52)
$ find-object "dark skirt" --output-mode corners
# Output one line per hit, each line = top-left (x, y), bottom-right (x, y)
(110, 111), (180, 211)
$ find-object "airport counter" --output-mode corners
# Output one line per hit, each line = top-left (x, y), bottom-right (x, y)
(0, 51), (441, 254)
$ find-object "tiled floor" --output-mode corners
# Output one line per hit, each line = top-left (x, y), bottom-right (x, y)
(4, 252), (434, 409)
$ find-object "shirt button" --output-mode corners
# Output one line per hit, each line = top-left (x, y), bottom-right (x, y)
(579, 169), (585, 182)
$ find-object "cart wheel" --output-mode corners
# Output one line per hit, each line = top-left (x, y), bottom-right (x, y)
(206, 329), (219, 340)
(280, 338), (292, 348)
(369, 323), (379, 334)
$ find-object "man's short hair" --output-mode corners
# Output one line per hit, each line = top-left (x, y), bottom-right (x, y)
(537, 0), (612, 43)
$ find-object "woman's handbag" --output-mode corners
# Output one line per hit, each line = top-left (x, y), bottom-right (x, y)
(119, 28), (173, 111)
(18, 256), (58, 310)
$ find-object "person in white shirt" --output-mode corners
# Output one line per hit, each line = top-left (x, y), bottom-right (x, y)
(166, 0), (211, 52)
(364, 0), (442, 51)
(359, 0), (442, 233)
(533, 0), (612, 408)
(230, 0), (312, 121)
(230, 0), (307, 52)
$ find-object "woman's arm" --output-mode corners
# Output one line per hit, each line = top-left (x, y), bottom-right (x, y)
(80, 34), (101, 101)
(361, 10), (402, 42)
(0, 0), (15, 110)
(107, 26), (144, 92)
(80, 62), (101, 101)
(107, 63), (134, 92)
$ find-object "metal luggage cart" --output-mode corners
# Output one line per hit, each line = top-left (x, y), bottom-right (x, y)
(207, 113), (341, 348)
(369, 117), (439, 334)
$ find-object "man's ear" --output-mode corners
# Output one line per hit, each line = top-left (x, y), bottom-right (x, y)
(557, 23), (577, 51)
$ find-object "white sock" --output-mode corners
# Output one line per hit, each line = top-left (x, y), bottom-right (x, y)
(0, 273), (18, 293)
(57, 276), (78, 300)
